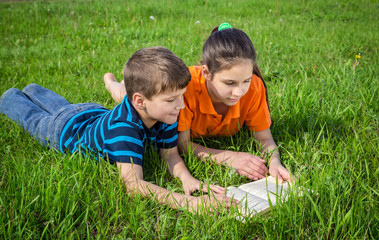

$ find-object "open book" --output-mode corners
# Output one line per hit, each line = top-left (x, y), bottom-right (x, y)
(226, 176), (297, 217)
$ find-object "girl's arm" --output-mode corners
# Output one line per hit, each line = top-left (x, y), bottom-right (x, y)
(116, 161), (233, 213)
(178, 130), (269, 180)
(253, 128), (293, 183)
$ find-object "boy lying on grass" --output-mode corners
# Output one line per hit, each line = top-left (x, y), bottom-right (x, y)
(0, 47), (234, 212)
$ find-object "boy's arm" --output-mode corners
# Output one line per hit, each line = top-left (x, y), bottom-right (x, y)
(116, 161), (233, 212)
(254, 128), (294, 183)
(159, 146), (225, 195)
(178, 130), (268, 180)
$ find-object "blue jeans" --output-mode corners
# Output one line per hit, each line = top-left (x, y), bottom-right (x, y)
(0, 83), (104, 151)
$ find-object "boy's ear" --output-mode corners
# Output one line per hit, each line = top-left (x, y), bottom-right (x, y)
(201, 65), (211, 81)
(132, 92), (146, 110)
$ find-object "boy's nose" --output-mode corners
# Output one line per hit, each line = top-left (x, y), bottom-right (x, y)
(176, 96), (185, 109)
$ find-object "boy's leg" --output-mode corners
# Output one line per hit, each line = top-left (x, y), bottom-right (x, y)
(104, 73), (126, 103)
(22, 83), (70, 115)
(0, 88), (56, 147)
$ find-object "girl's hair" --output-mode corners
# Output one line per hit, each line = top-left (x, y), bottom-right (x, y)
(203, 26), (269, 109)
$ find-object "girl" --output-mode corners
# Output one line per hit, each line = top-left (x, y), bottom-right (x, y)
(104, 23), (292, 183)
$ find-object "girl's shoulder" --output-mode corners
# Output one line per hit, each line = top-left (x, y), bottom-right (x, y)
(187, 65), (205, 90)
(249, 74), (265, 91)
(241, 74), (266, 102)
(188, 65), (203, 80)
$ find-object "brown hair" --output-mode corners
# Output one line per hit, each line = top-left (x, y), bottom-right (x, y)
(203, 26), (269, 108)
(123, 47), (191, 100)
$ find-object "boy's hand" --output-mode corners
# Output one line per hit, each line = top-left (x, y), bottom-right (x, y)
(186, 194), (237, 213)
(181, 175), (225, 195)
(268, 160), (295, 183)
(226, 151), (268, 181)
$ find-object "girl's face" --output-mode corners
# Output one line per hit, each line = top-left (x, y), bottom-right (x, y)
(203, 61), (253, 107)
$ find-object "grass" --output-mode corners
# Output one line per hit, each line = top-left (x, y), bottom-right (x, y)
(0, 0), (378, 239)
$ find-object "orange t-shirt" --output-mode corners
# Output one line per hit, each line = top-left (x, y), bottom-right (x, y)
(178, 66), (271, 138)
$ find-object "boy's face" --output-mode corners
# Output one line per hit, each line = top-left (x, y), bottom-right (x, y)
(204, 62), (253, 107)
(143, 88), (186, 126)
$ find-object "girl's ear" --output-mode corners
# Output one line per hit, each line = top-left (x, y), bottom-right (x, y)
(202, 65), (211, 81)
(132, 92), (146, 110)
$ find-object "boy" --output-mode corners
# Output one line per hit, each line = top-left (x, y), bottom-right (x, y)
(0, 47), (233, 212)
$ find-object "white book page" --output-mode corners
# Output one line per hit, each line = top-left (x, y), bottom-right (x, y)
(226, 187), (271, 215)
(238, 176), (289, 203)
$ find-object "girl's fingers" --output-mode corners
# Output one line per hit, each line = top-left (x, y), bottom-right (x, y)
(254, 156), (266, 163)
(237, 169), (254, 180)
(245, 159), (268, 174)
(237, 168), (265, 180)
(246, 165), (268, 177)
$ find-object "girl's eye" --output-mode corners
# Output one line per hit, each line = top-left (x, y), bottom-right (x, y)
(225, 82), (234, 85)
(244, 80), (251, 83)
(166, 99), (175, 102)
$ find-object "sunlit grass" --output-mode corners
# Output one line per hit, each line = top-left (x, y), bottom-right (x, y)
(0, 0), (377, 239)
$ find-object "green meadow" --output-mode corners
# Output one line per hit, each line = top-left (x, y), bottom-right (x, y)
(0, 0), (377, 239)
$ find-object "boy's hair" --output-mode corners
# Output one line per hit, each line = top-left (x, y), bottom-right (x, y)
(123, 47), (191, 100)
(202, 26), (269, 109)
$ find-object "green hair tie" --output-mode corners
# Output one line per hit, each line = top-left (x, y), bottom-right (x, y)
(218, 22), (232, 31)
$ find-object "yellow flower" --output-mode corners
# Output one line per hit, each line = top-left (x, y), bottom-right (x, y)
(355, 54), (361, 59)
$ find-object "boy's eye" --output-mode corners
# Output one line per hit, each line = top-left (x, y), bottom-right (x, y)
(225, 82), (234, 85)
(244, 79), (251, 83)
(166, 99), (175, 102)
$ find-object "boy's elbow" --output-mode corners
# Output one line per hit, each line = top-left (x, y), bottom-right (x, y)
(177, 132), (191, 154)
(122, 178), (144, 195)
(177, 139), (186, 153)
(178, 139), (192, 155)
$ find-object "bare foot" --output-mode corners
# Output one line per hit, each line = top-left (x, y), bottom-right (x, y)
(103, 73), (127, 103)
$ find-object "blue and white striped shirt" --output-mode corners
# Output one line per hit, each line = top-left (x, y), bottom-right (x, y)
(59, 96), (178, 166)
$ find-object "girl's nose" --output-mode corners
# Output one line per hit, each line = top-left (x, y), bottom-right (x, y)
(232, 87), (244, 97)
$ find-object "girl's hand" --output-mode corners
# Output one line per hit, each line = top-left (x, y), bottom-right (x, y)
(268, 160), (294, 183)
(227, 151), (269, 180)
(181, 175), (225, 195)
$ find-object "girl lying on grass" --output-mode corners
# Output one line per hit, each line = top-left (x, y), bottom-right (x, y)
(105, 23), (293, 183)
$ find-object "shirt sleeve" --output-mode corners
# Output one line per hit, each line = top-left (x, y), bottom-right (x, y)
(157, 122), (179, 149)
(178, 90), (194, 132)
(102, 124), (144, 166)
(245, 77), (271, 132)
